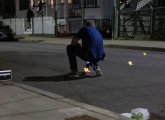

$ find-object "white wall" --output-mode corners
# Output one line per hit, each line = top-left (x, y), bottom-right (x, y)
(15, 0), (28, 18)
(33, 17), (55, 34)
(84, 8), (101, 19)
(84, 0), (113, 20)
(102, 0), (113, 19)
(15, 0), (55, 18)
(3, 17), (55, 35)
(16, 10), (28, 18)
(3, 18), (24, 35)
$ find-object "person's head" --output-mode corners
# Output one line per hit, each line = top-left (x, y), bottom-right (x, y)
(86, 21), (93, 26)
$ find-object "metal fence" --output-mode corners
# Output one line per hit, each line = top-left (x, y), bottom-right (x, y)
(3, 18), (24, 35)
(117, 7), (165, 40)
(33, 17), (55, 34)
(2, 17), (55, 35)
(119, 10), (151, 38)
(152, 7), (165, 40)
(2, 17), (82, 36)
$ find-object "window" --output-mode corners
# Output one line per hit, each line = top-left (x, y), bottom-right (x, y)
(85, 0), (96, 7)
(19, 0), (29, 10)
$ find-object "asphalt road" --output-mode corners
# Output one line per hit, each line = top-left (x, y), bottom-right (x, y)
(0, 42), (165, 114)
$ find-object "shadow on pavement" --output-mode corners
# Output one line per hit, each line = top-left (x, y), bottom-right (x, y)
(0, 38), (18, 42)
(23, 74), (98, 82)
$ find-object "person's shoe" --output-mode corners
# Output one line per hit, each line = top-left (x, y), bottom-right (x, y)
(94, 66), (103, 76)
(67, 71), (79, 78)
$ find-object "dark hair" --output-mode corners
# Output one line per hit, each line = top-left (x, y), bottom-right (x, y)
(86, 21), (92, 26)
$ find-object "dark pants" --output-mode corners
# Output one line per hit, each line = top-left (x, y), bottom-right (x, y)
(27, 18), (31, 26)
(66, 44), (97, 71)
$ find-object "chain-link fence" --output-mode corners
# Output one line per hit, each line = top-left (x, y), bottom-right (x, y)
(118, 7), (165, 40)
(2, 17), (55, 35)
(152, 7), (165, 40)
(119, 10), (151, 39)
(114, 0), (165, 40)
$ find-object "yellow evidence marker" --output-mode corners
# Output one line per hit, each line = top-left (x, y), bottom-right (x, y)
(143, 52), (147, 56)
(83, 67), (91, 73)
(128, 60), (134, 66)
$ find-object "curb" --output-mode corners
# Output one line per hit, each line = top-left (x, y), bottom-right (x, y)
(1, 81), (128, 120)
(106, 45), (165, 52)
(19, 38), (165, 52)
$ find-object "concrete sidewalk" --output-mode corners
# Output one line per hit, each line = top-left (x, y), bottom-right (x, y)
(0, 81), (128, 120)
(19, 36), (165, 52)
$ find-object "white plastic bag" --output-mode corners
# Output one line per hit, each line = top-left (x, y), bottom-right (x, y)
(121, 108), (150, 120)
(132, 108), (150, 120)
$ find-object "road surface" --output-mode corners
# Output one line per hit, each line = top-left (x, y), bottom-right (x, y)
(0, 42), (165, 114)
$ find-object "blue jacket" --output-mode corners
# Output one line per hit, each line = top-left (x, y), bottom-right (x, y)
(76, 26), (105, 62)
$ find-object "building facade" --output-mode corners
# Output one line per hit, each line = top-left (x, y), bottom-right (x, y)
(14, 0), (113, 36)
(1, 0), (164, 39)
(15, 0), (56, 18)
(0, 0), (15, 18)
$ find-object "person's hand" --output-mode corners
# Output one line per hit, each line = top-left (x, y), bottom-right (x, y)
(71, 40), (79, 45)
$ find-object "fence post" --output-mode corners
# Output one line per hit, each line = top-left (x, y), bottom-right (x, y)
(42, 16), (44, 34)
(150, 10), (154, 39)
(32, 18), (34, 35)
(112, 7), (115, 40)
(150, 0), (154, 39)
(54, 10), (58, 37)
(15, 17), (16, 34)
(114, 0), (119, 39)
(134, 11), (138, 36)
(54, 0), (58, 37)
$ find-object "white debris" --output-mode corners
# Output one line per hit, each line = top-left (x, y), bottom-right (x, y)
(132, 108), (150, 120)
(121, 113), (132, 118)
(121, 108), (150, 120)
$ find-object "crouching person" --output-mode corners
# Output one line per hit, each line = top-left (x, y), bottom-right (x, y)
(66, 21), (105, 78)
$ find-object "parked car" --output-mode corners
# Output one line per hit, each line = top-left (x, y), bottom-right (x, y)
(0, 21), (14, 41)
